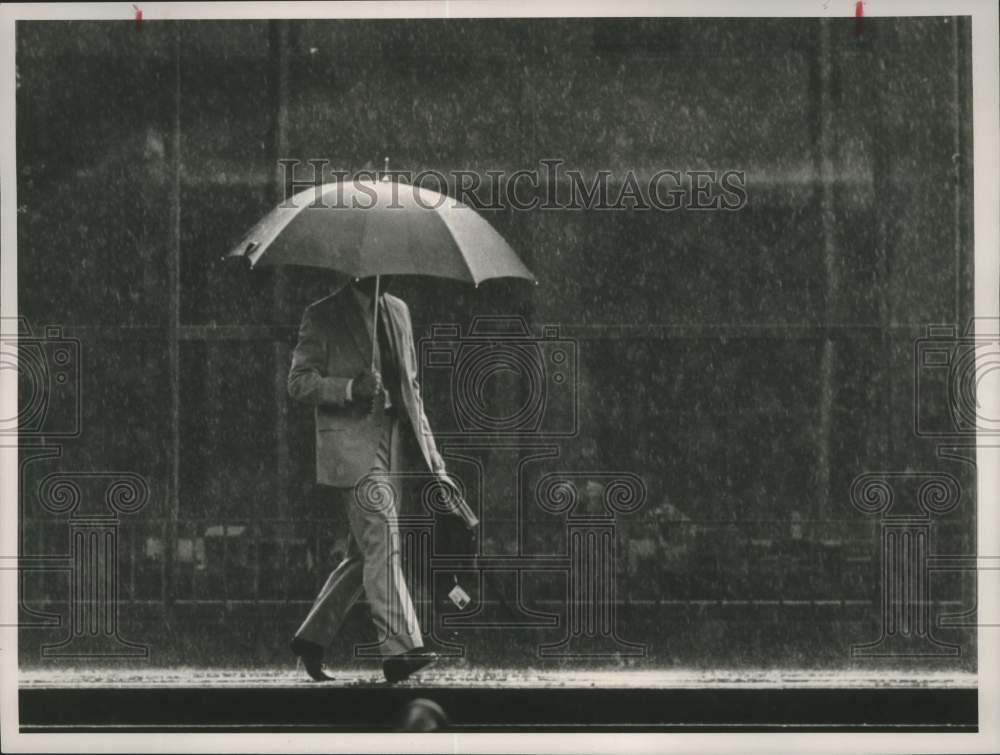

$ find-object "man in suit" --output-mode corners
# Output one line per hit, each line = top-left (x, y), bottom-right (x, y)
(287, 275), (445, 683)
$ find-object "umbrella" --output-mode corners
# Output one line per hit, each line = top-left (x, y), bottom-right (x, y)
(226, 176), (535, 368)
(227, 173), (533, 535)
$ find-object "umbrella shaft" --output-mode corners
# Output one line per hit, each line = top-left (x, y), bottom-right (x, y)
(370, 274), (380, 373)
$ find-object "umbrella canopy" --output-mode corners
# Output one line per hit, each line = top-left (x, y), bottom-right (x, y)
(226, 179), (535, 285)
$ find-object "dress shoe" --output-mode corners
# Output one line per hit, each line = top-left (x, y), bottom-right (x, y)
(383, 648), (438, 683)
(290, 636), (334, 682)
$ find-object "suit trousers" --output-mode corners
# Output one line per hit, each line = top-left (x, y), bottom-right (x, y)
(294, 415), (424, 657)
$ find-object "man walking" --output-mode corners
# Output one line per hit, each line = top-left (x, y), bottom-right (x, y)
(287, 276), (444, 683)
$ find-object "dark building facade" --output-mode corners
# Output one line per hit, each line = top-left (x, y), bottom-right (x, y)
(15, 17), (976, 670)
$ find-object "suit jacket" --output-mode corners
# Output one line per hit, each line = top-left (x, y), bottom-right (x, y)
(287, 286), (442, 488)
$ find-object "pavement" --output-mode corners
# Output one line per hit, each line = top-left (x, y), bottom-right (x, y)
(18, 666), (977, 689)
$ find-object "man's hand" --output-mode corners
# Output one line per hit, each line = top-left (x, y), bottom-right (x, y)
(351, 370), (382, 413)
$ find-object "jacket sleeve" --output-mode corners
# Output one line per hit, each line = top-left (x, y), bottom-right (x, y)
(287, 305), (352, 407)
(404, 307), (442, 463)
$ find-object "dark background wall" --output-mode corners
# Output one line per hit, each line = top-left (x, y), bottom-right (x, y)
(16, 17), (976, 670)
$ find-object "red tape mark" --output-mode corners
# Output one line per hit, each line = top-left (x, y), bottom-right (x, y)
(133, 5), (142, 32)
(855, 1), (864, 36)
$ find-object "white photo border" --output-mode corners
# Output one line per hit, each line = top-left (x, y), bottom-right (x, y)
(0, 1), (997, 753)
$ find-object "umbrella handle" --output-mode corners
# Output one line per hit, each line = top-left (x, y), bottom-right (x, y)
(370, 274), (380, 373)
